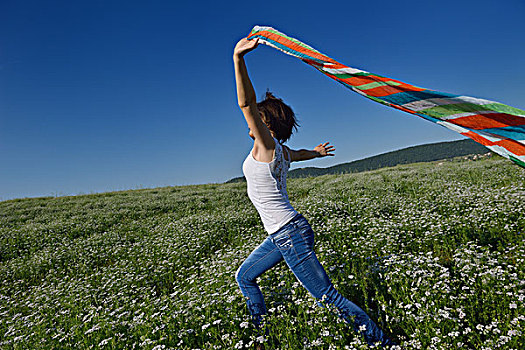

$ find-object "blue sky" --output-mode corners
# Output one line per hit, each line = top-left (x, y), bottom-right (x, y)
(1, 0), (524, 201)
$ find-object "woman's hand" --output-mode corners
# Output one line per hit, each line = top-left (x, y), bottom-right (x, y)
(234, 37), (259, 58)
(314, 142), (336, 157)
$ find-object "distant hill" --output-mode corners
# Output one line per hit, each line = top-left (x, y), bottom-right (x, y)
(226, 139), (491, 183)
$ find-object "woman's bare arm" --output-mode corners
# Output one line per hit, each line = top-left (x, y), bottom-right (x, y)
(233, 37), (274, 160)
(284, 142), (335, 162)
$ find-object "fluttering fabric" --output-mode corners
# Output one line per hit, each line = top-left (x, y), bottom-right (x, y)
(247, 26), (525, 168)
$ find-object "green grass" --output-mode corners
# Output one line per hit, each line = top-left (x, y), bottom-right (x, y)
(0, 157), (523, 349)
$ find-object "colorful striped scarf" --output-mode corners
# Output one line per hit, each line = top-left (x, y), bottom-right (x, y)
(247, 26), (525, 168)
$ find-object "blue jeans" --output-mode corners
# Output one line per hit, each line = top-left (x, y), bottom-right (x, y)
(235, 214), (394, 347)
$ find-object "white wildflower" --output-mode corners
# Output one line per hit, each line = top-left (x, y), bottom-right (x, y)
(98, 337), (112, 347)
(256, 335), (266, 343)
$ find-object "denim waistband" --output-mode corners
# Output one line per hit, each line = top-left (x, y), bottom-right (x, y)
(270, 213), (305, 237)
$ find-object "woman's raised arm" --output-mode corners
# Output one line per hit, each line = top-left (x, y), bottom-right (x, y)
(233, 37), (274, 154)
(284, 142), (335, 162)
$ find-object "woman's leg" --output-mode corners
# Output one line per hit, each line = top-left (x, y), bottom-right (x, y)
(235, 236), (283, 328)
(270, 215), (395, 347)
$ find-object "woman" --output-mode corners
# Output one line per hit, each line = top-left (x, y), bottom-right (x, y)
(233, 36), (395, 347)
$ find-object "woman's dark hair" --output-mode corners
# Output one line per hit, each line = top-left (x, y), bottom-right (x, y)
(257, 91), (299, 143)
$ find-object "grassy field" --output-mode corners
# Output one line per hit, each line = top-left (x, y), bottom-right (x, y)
(1, 157), (523, 349)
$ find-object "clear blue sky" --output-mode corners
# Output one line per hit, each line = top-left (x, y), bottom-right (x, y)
(1, 0), (524, 201)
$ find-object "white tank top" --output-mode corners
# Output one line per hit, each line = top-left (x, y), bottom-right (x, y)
(242, 138), (298, 234)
